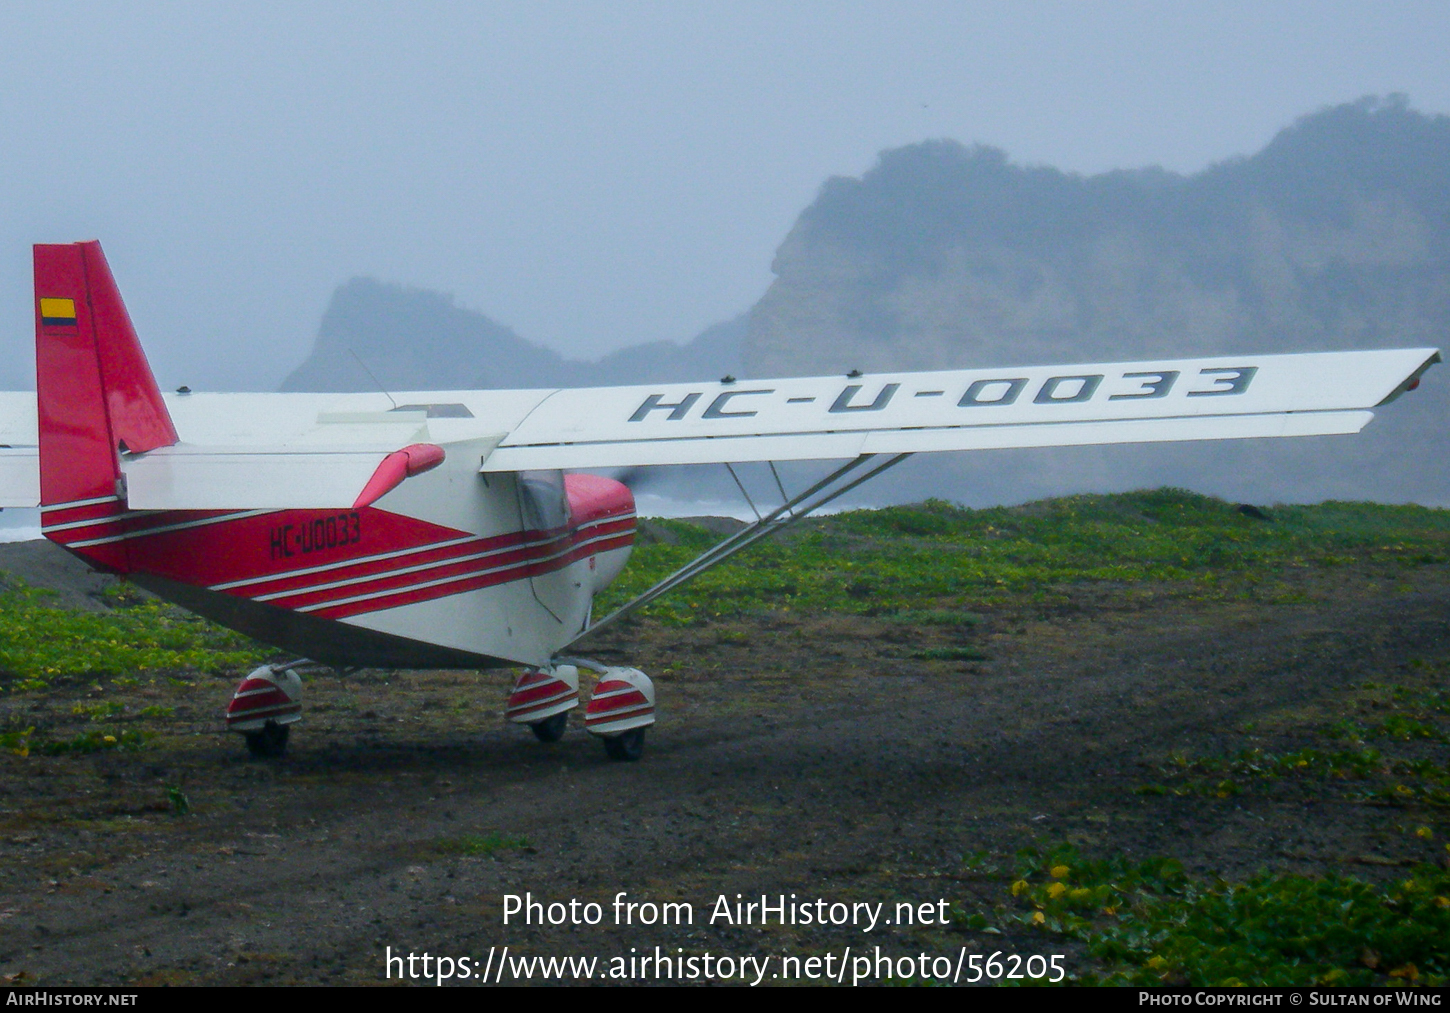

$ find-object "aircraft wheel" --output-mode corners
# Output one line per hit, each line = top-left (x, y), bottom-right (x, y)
(530, 712), (569, 743)
(244, 721), (290, 759)
(603, 727), (646, 762)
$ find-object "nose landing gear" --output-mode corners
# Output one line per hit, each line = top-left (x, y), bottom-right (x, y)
(506, 664), (581, 742)
(602, 726), (646, 762)
(582, 665), (654, 762)
(506, 659), (655, 761)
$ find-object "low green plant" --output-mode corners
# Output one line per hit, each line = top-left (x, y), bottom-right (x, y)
(429, 831), (530, 857)
(1, 725), (35, 757)
(910, 646), (988, 662)
(1139, 746), (1450, 807)
(72, 700), (125, 721)
(32, 728), (145, 756)
(595, 491), (1450, 626)
(884, 609), (981, 626)
(1011, 845), (1450, 986)
(0, 583), (268, 690)
(166, 785), (191, 815)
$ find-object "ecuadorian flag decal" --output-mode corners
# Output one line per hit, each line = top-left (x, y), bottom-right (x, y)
(39, 297), (77, 327)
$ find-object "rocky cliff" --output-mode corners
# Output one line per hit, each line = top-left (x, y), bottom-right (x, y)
(279, 278), (742, 393)
(279, 96), (1450, 507)
(740, 96), (1450, 506)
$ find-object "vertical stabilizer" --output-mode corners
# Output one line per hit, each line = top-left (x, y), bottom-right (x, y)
(34, 241), (178, 567)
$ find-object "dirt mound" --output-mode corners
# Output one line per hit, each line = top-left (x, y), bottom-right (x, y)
(0, 540), (125, 612)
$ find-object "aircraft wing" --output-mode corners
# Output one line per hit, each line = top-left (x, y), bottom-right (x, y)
(480, 348), (1441, 471)
(0, 348), (1438, 510)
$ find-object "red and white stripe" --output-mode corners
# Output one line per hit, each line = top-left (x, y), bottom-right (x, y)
(42, 493), (634, 622)
(228, 513), (632, 619)
(584, 672), (655, 735)
(225, 676), (302, 728)
(505, 668), (580, 722)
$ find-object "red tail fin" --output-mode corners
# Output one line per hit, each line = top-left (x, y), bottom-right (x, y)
(34, 241), (177, 509)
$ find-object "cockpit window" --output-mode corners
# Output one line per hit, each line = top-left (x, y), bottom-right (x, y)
(389, 403), (475, 418)
(518, 470), (569, 531)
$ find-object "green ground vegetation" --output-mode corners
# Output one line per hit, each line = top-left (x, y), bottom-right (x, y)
(424, 831), (532, 859)
(970, 659), (1450, 987)
(601, 489), (1450, 624)
(0, 583), (269, 693)
(1007, 845), (1450, 986)
(1003, 654), (1450, 986)
(1135, 662), (1450, 809)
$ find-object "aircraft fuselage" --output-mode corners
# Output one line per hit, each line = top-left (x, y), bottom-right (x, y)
(42, 469), (635, 669)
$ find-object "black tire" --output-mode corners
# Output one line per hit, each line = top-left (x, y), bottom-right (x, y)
(603, 726), (646, 762)
(530, 712), (569, 743)
(244, 721), (290, 759)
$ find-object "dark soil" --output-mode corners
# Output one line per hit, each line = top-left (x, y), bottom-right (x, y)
(1, 553), (1447, 985)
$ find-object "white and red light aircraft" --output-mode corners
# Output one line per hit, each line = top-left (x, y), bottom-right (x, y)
(0, 242), (1439, 760)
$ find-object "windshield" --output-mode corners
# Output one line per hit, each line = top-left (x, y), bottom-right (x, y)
(518, 470), (569, 531)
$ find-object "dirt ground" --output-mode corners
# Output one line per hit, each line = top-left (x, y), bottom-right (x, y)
(1, 555), (1447, 985)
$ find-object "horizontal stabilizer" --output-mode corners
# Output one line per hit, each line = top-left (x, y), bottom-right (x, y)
(122, 447), (412, 510)
(121, 435), (503, 510)
(0, 448), (39, 507)
(0, 392), (38, 506)
(0, 392), (37, 446)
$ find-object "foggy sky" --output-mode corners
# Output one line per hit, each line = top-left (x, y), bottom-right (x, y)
(1, 1), (1447, 392)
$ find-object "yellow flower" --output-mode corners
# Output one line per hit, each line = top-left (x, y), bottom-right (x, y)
(1047, 882), (1067, 900)
(1432, 897), (1450, 909)
(102, 735), (116, 744)
(1031, 911), (1045, 926)
(1415, 826), (1433, 840)
(1010, 879), (1028, 896)
(1049, 864), (1070, 879)
(1147, 956), (1166, 971)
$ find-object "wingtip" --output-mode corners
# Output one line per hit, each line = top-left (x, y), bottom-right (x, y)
(352, 443), (446, 509)
(1376, 349), (1442, 406)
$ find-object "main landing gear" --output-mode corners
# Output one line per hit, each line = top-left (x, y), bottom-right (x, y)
(223, 659), (654, 761)
(506, 659), (655, 761)
(529, 711), (569, 744)
(225, 663), (304, 758)
(244, 721), (290, 759)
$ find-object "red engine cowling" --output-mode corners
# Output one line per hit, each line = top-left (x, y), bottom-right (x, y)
(564, 473), (635, 594)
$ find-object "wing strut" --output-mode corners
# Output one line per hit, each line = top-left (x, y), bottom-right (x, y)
(564, 452), (910, 649)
